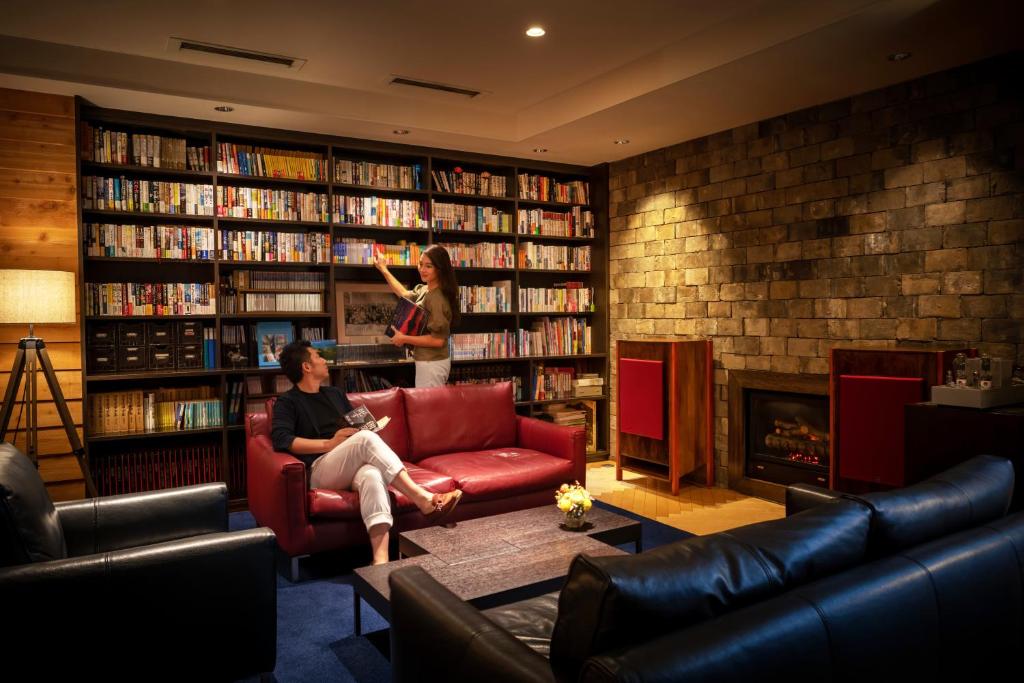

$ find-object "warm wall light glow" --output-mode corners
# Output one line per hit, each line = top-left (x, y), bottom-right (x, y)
(614, 139), (630, 145)
(533, 147), (548, 153)
(393, 129), (410, 135)
(526, 26), (546, 37)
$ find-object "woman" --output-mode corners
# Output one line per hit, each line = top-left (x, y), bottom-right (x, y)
(374, 245), (461, 387)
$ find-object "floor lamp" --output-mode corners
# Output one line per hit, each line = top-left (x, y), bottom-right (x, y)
(0, 269), (96, 497)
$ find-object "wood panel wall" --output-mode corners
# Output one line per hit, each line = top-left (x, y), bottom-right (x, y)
(0, 87), (84, 500)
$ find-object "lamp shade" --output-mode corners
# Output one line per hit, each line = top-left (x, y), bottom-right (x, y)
(0, 269), (76, 324)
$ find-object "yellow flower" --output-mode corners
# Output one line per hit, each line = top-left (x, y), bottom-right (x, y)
(559, 484), (569, 494)
(583, 498), (592, 511)
(557, 498), (572, 512)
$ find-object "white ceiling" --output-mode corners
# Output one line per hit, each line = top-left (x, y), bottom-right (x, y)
(0, 0), (1020, 166)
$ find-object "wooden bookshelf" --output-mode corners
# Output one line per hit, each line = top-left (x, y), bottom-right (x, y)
(78, 103), (610, 504)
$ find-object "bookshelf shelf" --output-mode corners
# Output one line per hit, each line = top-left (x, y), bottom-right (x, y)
(531, 395), (608, 406)
(432, 229), (515, 240)
(81, 161), (213, 180)
(219, 260), (331, 269)
(85, 256), (215, 264)
(82, 209), (214, 221)
(217, 172), (328, 188)
(79, 103), (608, 507)
(333, 182), (428, 195)
(518, 310), (595, 316)
(333, 223), (431, 232)
(514, 233), (594, 243)
(86, 369), (226, 382)
(517, 198), (590, 209)
(86, 426), (225, 443)
(216, 217), (328, 228)
(431, 191), (515, 203)
(84, 314), (216, 321)
(219, 312), (331, 319)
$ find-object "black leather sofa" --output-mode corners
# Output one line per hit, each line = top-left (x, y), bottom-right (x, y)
(0, 442), (277, 680)
(389, 455), (1021, 682)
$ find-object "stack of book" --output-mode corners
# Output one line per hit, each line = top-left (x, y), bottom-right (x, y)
(573, 373), (605, 397)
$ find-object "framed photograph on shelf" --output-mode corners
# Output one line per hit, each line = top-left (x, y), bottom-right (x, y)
(336, 283), (396, 344)
(256, 321), (294, 368)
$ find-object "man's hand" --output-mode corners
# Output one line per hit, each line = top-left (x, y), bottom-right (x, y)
(389, 326), (408, 346)
(328, 427), (360, 450)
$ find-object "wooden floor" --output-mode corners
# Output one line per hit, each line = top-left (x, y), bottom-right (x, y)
(586, 460), (784, 536)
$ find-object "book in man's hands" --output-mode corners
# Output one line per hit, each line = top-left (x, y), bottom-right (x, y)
(341, 404), (391, 433)
(385, 296), (429, 338)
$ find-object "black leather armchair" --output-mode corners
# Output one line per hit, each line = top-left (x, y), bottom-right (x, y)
(0, 442), (277, 680)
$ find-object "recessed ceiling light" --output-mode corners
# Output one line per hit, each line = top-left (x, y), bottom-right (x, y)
(533, 147), (548, 153)
(393, 129), (410, 135)
(613, 139), (630, 145)
(888, 51), (912, 62)
(214, 105), (234, 112)
(526, 26), (546, 38)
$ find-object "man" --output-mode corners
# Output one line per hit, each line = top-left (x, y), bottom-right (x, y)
(271, 340), (461, 565)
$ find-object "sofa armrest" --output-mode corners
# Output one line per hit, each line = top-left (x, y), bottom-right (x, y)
(517, 416), (586, 485)
(0, 527), (278, 679)
(389, 566), (555, 683)
(55, 483), (228, 557)
(786, 484), (842, 516)
(246, 433), (312, 557)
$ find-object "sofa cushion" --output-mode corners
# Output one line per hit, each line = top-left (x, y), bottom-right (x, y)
(307, 488), (361, 521)
(0, 442), (68, 566)
(857, 454), (1014, 556)
(348, 387), (409, 459)
(404, 383), (516, 461)
(483, 592), (560, 657)
(418, 448), (573, 502)
(549, 498), (871, 681)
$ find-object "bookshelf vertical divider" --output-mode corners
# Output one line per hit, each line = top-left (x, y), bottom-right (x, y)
(78, 103), (609, 506)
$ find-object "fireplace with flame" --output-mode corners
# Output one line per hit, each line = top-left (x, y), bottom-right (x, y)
(745, 389), (830, 487)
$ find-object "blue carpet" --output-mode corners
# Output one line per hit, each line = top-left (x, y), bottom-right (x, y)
(231, 502), (692, 682)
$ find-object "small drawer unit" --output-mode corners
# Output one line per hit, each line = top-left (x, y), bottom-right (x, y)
(178, 321), (203, 344)
(148, 344), (175, 370)
(176, 343), (204, 369)
(147, 321), (176, 346)
(117, 345), (148, 371)
(86, 345), (117, 374)
(86, 322), (117, 347)
(117, 322), (146, 347)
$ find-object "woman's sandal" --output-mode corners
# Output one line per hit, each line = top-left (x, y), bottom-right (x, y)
(424, 489), (463, 526)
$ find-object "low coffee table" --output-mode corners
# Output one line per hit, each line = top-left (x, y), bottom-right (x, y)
(351, 505), (642, 635)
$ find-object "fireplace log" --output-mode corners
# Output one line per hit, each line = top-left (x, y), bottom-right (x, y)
(773, 418), (828, 441)
(765, 434), (828, 457)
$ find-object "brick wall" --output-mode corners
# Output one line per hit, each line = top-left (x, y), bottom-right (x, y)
(607, 53), (1024, 486)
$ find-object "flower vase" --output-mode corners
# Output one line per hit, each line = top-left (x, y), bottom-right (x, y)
(564, 510), (587, 530)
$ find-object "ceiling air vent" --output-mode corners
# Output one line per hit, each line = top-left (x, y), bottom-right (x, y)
(390, 76), (481, 98)
(169, 37), (306, 70)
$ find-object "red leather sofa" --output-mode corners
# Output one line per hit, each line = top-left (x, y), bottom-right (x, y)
(246, 381), (585, 577)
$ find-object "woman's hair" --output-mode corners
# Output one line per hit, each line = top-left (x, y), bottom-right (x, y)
(423, 245), (460, 328)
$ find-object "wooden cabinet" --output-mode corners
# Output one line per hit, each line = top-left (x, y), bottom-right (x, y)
(615, 339), (712, 494)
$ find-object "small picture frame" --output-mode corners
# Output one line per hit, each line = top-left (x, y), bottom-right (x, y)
(256, 321), (294, 368)
(336, 282), (397, 344)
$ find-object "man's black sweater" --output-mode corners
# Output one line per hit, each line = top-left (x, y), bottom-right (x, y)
(271, 386), (354, 468)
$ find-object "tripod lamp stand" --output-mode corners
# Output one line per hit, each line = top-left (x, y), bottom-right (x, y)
(0, 269), (96, 497)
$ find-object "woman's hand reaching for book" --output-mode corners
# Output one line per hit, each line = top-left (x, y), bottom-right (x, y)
(389, 326), (408, 346)
(372, 253), (389, 273)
